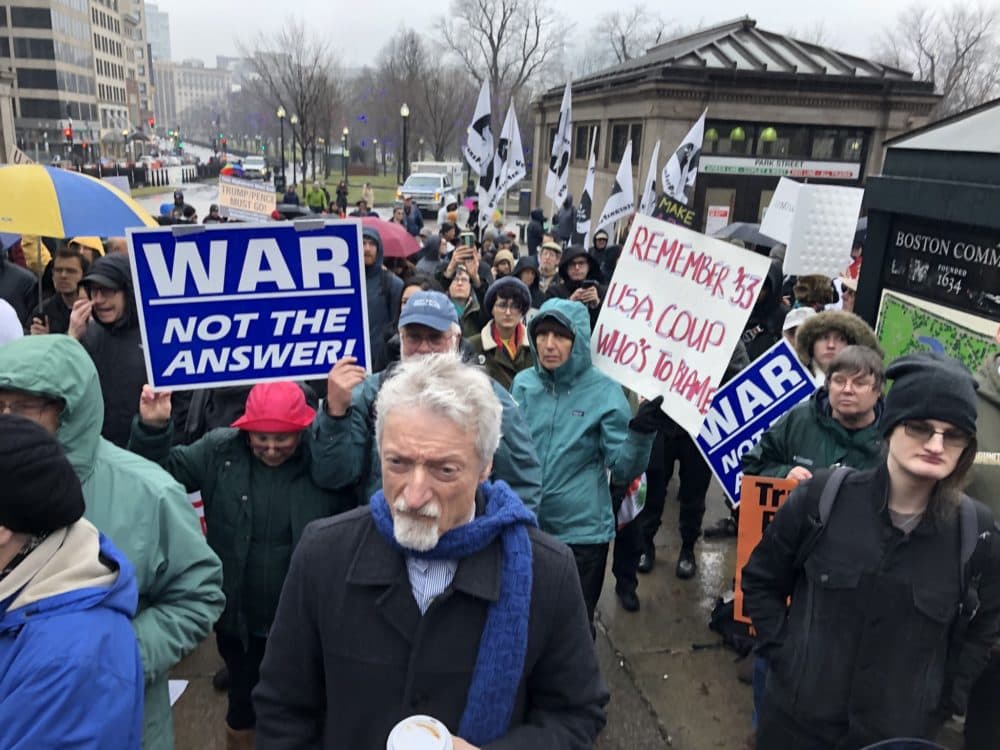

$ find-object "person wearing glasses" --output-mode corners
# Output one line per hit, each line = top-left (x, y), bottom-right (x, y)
(546, 246), (607, 330)
(742, 352), (1000, 749)
(468, 277), (534, 391)
(743, 345), (886, 481)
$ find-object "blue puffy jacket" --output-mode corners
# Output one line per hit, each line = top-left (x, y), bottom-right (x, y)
(0, 522), (144, 749)
(511, 298), (654, 545)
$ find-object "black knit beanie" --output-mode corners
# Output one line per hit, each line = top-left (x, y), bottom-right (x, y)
(0, 415), (84, 535)
(881, 352), (979, 437)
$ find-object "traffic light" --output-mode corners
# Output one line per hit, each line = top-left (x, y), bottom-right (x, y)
(148, 117), (155, 128)
(63, 127), (73, 143)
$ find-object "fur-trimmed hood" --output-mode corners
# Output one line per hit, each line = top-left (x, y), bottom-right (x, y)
(795, 310), (882, 365)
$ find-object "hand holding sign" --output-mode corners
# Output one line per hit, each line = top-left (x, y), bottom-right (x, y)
(139, 384), (172, 428)
(325, 356), (367, 417)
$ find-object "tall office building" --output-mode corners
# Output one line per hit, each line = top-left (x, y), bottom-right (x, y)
(145, 2), (168, 60)
(0, 0), (153, 160)
(153, 58), (230, 136)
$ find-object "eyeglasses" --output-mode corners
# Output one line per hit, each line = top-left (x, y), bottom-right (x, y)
(0, 398), (55, 417)
(568, 259), (589, 268)
(902, 421), (972, 449)
(828, 374), (876, 391)
(493, 301), (522, 313)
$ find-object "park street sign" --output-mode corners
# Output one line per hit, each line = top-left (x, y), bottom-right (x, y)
(127, 219), (371, 390)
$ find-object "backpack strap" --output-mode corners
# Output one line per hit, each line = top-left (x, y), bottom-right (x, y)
(791, 466), (854, 570)
(957, 495), (993, 620)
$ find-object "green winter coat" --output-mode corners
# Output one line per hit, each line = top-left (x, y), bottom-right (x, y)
(309, 358), (543, 510)
(468, 321), (535, 391)
(0, 334), (224, 750)
(969, 354), (1000, 515)
(128, 421), (357, 643)
(510, 299), (654, 545)
(741, 388), (884, 478)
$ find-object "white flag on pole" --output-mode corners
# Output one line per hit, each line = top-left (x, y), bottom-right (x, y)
(574, 130), (597, 244)
(463, 80), (493, 176)
(494, 104), (526, 198)
(638, 140), (661, 216)
(661, 109), (706, 205)
(478, 103), (526, 228)
(544, 82), (572, 205)
(595, 141), (634, 233)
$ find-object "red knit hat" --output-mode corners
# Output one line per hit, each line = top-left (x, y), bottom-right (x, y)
(231, 382), (315, 433)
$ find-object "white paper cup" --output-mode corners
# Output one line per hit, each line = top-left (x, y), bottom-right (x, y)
(386, 715), (454, 750)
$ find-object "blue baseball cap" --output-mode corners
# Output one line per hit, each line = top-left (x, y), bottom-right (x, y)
(398, 291), (458, 332)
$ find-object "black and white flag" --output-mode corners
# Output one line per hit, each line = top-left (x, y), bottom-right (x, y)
(463, 80), (493, 176)
(478, 104), (526, 228)
(638, 140), (661, 216)
(596, 141), (634, 233)
(573, 130), (597, 244)
(545, 82), (572, 205)
(661, 109), (706, 205)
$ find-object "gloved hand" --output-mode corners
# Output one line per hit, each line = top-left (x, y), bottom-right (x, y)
(628, 395), (669, 434)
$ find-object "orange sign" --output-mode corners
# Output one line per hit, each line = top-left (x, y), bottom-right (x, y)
(733, 475), (799, 624)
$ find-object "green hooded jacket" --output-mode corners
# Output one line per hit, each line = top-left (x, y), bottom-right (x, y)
(741, 387), (884, 478)
(969, 353), (1000, 515)
(510, 298), (654, 545)
(0, 335), (225, 750)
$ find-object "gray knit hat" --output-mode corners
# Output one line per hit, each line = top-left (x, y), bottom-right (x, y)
(484, 277), (531, 314)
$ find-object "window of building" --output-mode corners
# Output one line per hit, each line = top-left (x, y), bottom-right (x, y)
(0, 6), (7, 26)
(17, 67), (58, 89)
(14, 37), (55, 59)
(608, 121), (642, 166)
(573, 123), (599, 161)
(755, 125), (810, 158)
(10, 6), (51, 28)
(0, 38), (9, 57)
(703, 122), (755, 156)
(19, 97), (62, 118)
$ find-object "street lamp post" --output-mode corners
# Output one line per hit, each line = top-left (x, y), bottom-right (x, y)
(317, 137), (327, 180)
(341, 126), (349, 185)
(290, 114), (299, 193)
(122, 129), (128, 165)
(372, 139), (378, 177)
(418, 136), (424, 162)
(276, 106), (286, 191)
(400, 103), (410, 182)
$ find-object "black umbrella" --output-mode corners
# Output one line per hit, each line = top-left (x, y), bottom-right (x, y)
(711, 222), (779, 248)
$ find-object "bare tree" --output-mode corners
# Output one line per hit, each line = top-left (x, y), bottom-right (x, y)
(420, 61), (474, 160)
(239, 19), (341, 183)
(785, 21), (833, 46)
(878, 3), (1000, 117)
(604, 6), (671, 63)
(442, 0), (562, 130)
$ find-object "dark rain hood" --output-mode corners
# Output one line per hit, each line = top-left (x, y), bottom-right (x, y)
(84, 254), (138, 330)
(513, 255), (541, 290)
(530, 208), (545, 222)
(362, 226), (386, 280)
(558, 245), (604, 286)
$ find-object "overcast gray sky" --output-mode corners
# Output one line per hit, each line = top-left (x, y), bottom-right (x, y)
(155, 0), (948, 72)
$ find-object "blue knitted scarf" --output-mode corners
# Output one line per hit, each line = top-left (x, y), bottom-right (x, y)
(369, 479), (537, 745)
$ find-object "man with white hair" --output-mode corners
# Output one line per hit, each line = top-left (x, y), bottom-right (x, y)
(310, 290), (541, 509)
(254, 353), (608, 749)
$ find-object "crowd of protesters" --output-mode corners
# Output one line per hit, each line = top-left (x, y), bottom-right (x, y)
(1, 195), (1000, 750)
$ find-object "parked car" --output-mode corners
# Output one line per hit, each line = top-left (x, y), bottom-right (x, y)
(396, 172), (460, 216)
(242, 155), (270, 181)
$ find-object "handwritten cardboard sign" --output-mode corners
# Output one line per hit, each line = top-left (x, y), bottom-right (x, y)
(218, 175), (277, 222)
(591, 213), (773, 436)
(734, 475), (799, 623)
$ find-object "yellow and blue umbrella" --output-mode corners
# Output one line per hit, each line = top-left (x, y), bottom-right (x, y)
(0, 164), (157, 237)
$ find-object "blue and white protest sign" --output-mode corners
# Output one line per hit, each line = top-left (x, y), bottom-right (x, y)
(127, 220), (370, 390)
(694, 338), (816, 507)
